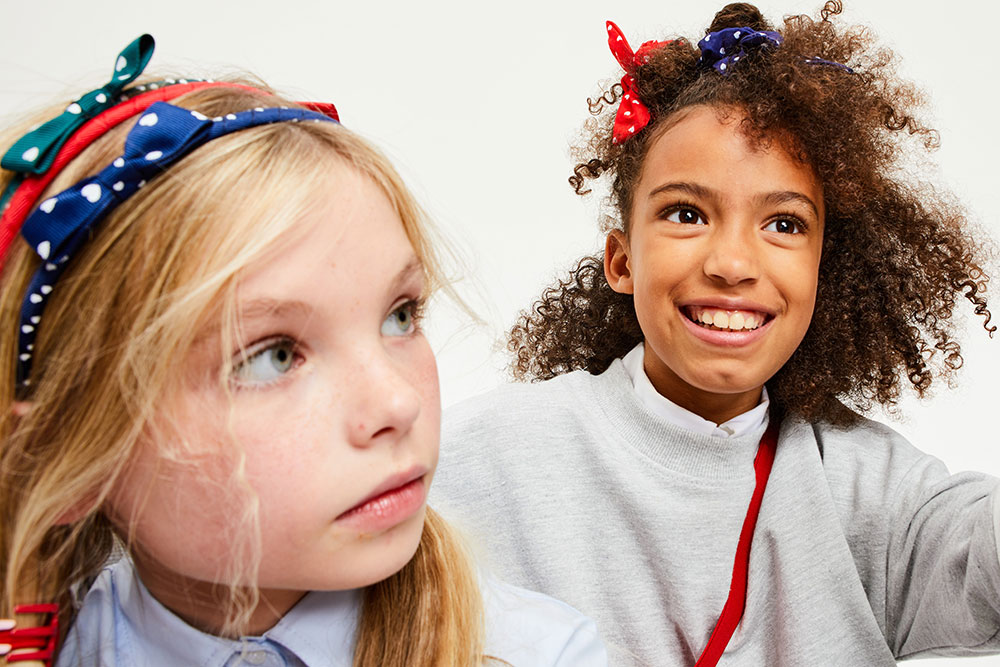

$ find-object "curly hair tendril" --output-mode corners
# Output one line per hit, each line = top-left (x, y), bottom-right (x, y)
(587, 83), (624, 116)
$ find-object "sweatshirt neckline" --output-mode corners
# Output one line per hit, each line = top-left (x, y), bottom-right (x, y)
(584, 359), (769, 480)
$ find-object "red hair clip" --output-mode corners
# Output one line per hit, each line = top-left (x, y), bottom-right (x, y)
(606, 21), (673, 144)
(0, 604), (59, 666)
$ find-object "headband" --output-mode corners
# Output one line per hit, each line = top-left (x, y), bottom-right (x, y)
(15, 102), (338, 387)
(605, 22), (852, 145)
(0, 35), (338, 266)
(2, 36), (156, 176)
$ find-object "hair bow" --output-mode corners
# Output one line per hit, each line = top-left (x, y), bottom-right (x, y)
(2, 35), (155, 176)
(606, 21), (672, 144)
(696, 27), (783, 74)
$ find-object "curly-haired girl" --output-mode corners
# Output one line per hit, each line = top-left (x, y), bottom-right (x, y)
(433, 3), (1000, 665)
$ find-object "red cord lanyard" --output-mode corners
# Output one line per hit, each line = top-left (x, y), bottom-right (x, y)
(693, 420), (779, 667)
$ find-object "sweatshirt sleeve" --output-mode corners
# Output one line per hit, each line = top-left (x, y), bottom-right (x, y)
(884, 454), (1000, 658)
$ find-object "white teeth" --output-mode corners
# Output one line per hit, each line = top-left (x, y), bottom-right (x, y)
(688, 307), (765, 331)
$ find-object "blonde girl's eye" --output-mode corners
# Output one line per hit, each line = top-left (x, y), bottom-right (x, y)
(233, 338), (298, 384)
(382, 301), (419, 337)
(665, 207), (706, 225)
(763, 217), (805, 234)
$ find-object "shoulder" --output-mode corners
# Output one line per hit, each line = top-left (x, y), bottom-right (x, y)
(786, 407), (936, 485)
(435, 365), (625, 507)
(783, 408), (998, 537)
(442, 362), (632, 450)
(445, 367), (607, 427)
(481, 577), (608, 666)
(783, 409), (954, 516)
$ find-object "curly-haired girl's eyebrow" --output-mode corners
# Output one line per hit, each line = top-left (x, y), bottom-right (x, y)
(647, 181), (819, 218)
(647, 181), (713, 201)
(757, 191), (820, 218)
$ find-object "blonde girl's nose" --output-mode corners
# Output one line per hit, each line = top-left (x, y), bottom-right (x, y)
(347, 353), (423, 448)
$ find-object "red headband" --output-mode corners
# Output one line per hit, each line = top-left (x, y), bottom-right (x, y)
(0, 82), (339, 268)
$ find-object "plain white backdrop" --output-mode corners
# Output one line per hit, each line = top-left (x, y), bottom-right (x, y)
(2, 1), (998, 664)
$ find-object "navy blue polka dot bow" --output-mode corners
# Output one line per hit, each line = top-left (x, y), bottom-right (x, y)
(16, 101), (338, 387)
(697, 27), (783, 74)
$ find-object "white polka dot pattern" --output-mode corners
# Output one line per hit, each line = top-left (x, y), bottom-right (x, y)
(605, 20), (674, 144)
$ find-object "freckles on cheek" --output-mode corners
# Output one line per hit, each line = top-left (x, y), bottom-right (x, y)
(238, 414), (325, 485)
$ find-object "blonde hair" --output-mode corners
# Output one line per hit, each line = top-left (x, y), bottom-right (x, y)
(0, 82), (486, 665)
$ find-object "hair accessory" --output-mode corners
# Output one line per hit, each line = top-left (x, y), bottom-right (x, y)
(697, 26), (783, 74)
(2, 35), (155, 176)
(0, 603), (59, 666)
(0, 82), (338, 269)
(606, 21), (673, 144)
(15, 101), (338, 387)
(804, 56), (854, 73)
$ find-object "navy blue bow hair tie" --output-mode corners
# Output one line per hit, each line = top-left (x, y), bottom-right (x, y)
(697, 27), (783, 74)
(16, 101), (338, 387)
(697, 26), (854, 75)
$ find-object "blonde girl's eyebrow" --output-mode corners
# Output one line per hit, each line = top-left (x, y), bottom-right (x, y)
(388, 256), (425, 297)
(235, 298), (314, 323)
(187, 299), (314, 350)
(225, 259), (423, 334)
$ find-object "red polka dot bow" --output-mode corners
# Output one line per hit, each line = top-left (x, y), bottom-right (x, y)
(606, 21), (672, 144)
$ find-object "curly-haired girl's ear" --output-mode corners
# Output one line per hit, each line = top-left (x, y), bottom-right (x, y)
(604, 230), (634, 294)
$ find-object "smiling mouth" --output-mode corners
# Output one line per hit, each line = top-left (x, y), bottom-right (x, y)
(683, 306), (773, 332)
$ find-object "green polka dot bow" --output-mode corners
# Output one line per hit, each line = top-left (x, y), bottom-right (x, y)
(1, 34), (155, 175)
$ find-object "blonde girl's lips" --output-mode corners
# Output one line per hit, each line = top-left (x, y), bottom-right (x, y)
(335, 474), (427, 533)
(679, 307), (774, 347)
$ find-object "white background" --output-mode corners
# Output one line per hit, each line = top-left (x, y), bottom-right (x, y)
(2, 1), (999, 664)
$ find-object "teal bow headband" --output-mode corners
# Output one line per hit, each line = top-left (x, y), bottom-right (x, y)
(2, 35), (155, 175)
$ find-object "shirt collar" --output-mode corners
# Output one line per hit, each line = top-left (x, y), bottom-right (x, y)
(621, 342), (769, 438)
(112, 557), (359, 666)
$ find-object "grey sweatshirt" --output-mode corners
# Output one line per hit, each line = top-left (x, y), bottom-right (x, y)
(431, 360), (1000, 666)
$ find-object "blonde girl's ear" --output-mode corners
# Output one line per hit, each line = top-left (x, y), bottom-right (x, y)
(604, 230), (634, 294)
(53, 494), (98, 526)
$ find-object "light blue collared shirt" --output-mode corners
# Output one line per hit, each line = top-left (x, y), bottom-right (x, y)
(58, 557), (608, 666)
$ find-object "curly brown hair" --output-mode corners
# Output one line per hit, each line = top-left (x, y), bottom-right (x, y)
(508, 1), (994, 424)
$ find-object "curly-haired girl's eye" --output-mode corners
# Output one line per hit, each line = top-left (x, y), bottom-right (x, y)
(666, 207), (705, 225)
(763, 218), (804, 234)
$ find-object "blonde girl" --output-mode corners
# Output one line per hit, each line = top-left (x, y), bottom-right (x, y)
(0, 37), (606, 666)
